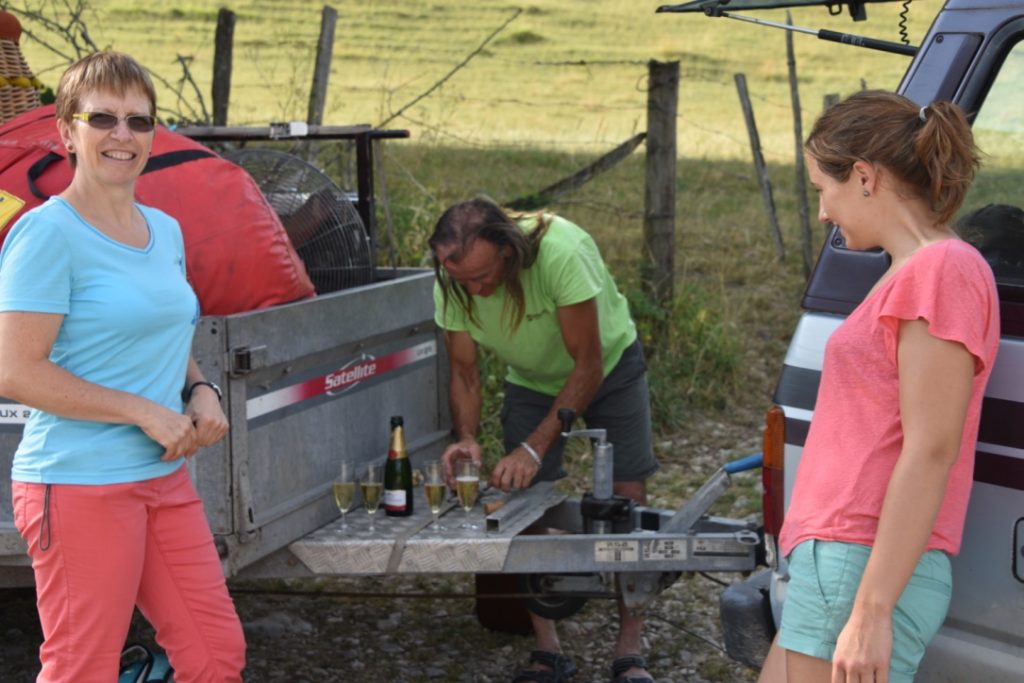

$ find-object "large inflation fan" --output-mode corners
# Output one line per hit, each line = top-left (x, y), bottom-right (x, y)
(224, 149), (374, 294)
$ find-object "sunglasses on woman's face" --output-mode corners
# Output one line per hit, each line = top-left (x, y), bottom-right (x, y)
(71, 111), (156, 133)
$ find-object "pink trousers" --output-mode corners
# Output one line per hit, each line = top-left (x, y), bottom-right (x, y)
(12, 466), (246, 682)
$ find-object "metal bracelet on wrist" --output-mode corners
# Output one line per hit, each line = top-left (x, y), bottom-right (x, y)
(520, 441), (541, 465)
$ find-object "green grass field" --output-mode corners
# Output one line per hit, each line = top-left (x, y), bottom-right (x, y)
(12, 0), (940, 160)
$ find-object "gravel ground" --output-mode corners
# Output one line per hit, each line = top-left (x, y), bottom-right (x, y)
(0, 573), (758, 682)
(0, 418), (765, 682)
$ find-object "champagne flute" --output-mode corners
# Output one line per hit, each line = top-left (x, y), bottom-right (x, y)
(361, 462), (384, 533)
(455, 459), (481, 530)
(333, 459), (356, 531)
(424, 460), (447, 530)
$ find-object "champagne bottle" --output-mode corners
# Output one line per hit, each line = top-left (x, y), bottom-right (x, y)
(383, 415), (414, 516)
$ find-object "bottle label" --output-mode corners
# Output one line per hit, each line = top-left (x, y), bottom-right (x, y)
(384, 489), (407, 511)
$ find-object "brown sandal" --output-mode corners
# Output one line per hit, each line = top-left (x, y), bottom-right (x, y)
(610, 654), (654, 683)
(511, 650), (578, 682)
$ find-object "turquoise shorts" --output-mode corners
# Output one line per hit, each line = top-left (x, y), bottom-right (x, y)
(778, 539), (952, 683)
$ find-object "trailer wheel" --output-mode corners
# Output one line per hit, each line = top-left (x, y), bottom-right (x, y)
(515, 573), (589, 621)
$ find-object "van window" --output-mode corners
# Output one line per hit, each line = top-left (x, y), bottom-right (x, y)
(957, 40), (1024, 291)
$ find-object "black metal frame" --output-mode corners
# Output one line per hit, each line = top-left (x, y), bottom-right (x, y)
(657, 0), (900, 19)
(173, 124), (409, 268)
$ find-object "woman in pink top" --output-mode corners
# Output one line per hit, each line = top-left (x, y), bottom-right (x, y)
(759, 91), (999, 683)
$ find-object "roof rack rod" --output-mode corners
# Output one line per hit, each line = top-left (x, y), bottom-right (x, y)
(720, 10), (917, 56)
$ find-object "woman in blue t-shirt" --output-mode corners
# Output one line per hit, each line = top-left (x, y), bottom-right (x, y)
(0, 52), (245, 681)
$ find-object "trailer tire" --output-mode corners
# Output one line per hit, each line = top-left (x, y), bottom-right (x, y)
(516, 573), (589, 621)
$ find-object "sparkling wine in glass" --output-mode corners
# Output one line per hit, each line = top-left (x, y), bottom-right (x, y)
(455, 459), (480, 530)
(424, 460), (447, 530)
(333, 460), (356, 531)
(361, 463), (384, 533)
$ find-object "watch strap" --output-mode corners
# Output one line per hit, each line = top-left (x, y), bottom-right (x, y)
(186, 380), (222, 402)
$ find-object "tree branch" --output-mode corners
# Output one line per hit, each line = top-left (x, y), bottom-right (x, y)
(505, 133), (647, 210)
(174, 54), (210, 124)
(377, 7), (522, 129)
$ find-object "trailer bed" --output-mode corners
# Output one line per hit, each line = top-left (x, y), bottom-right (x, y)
(288, 481), (760, 577)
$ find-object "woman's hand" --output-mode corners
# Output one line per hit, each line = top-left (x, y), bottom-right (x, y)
(489, 445), (540, 492)
(138, 404), (199, 461)
(185, 387), (229, 448)
(831, 606), (893, 683)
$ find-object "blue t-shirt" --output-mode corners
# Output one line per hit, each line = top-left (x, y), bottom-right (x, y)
(0, 197), (199, 484)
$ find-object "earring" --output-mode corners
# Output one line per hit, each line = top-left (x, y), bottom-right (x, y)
(862, 190), (870, 197)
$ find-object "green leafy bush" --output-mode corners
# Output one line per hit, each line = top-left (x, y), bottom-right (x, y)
(627, 283), (741, 430)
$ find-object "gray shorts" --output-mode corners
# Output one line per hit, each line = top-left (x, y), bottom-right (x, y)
(501, 340), (659, 484)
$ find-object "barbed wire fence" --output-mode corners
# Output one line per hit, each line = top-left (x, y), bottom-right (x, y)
(7, 0), (830, 282)
(363, 55), (813, 284)
(370, 61), (795, 157)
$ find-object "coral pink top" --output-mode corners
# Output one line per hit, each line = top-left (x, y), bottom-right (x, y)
(780, 240), (999, 557)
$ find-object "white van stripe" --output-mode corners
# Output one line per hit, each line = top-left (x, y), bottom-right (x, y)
(783, 313), (842, 371)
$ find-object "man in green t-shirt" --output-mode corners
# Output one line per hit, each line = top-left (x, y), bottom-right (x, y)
(430, 198), (659, 683)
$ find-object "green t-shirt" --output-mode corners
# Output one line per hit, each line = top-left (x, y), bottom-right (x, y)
(433, 214), (637, 396)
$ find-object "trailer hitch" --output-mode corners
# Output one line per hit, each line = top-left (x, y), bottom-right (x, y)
(557, 408), (635, 535)
(515, 411), (764, 617)
(518, 409), (656, 618)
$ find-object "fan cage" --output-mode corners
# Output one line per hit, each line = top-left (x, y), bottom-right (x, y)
(224, 148), (374, 294)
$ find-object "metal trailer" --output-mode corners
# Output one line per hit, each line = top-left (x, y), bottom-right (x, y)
(0, 264), (763, 611)
(0, 125), (764, 616)
(0, 265), (449, 586)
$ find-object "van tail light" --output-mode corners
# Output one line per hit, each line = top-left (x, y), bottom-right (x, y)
(762, 405), (786, 538)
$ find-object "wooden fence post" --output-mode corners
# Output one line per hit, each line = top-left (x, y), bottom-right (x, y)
(644, 60), (679, 306)
(212, 8), (235, 126)
(735, 72), (784, 262)
(308, 5), (338, 125)
(821, 93), (840, 238)
(786, 12), (812, 276)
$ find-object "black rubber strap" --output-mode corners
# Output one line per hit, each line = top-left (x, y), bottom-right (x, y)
(27, 152), (63, 200)
(186, 380), (222, 402)
(142, 148), (215, 174)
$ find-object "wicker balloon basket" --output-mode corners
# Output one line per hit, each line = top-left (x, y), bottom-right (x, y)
(0, 18), (43, 125)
